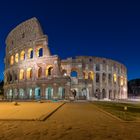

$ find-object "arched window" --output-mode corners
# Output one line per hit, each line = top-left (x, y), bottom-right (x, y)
(19, 69), (24, 80)
(120, 76), (124, 86)
(20, 51), (25, 61)
(28, 48), (33, 59)
(102, 73), (106, 82)
(113, 73), (117, 83)
(88, 71), (94, 80)
(10, 55), (14, 65)
(46, 65), (53, 77)
(96, 73), (100, 83)
(70, 71), (78, 77)
(15, 53), (19, 63)
(27, 68), (32, 79)
(36, 47), (43, 57)
(38, 67), (42, 78)
(83, 71), (88, 79)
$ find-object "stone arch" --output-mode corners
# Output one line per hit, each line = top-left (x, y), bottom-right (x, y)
(46, 65), (53, 77)
(88, 71), (94, 80)
(19, 88), (25, 99)
(102, 89), (106, 99)
(38, 66), (42, 78)
(83, 71), (88, 79)
(20, 50), (25, 60)
(102, 73), (106, 83)
(15, 53), (19, 63)
(26, 68), (32, 79)
(71, 68), (79, 78)
(28, 48), (33, 59)
(95, 88), (100, 99)
(36, 46), (43, 57)
(58, 87), (65, 99)
(35, 87), (41, 99)
(45, 87), (53, 99)
(19, 69), (24, 80)
(10, 55), (14, 65)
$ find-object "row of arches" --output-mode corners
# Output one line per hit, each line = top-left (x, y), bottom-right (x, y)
(10, 47), (43, 65)
(5, 65), (54, 83)
(62, 69), (126, 86)
(6, 87), (65, 100)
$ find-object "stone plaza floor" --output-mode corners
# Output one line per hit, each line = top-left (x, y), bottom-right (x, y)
(0, 102), (140, 140)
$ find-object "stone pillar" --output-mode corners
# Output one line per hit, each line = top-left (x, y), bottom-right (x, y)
(41, 84), (45, 99)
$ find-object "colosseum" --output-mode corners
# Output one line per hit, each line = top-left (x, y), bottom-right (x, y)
(4, 17), (128, 100)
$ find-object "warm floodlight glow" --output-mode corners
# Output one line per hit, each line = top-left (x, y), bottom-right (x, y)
(46, 65), (53, 76)
(27, 68), (32, 79)
(15, 53), (19, 63)
(10, 55), (14, 65)
(19, 69), (24, 80)
(88, 71), (94, 80)
(113, 73), (117, 83)
(20, 51), (25, 60)
(120, 76), (124, 86)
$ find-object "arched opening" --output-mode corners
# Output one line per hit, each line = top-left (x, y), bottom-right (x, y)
(95, 88), (100, 99)
(96, 73), (100, 83)
(20, 51), (25, 60)
(81, 88), (89, 100)
(37, 47), (43, 57)
(28, 48), (33, 59)
(10, 55), (14, 65)
(109, 90), (113, 99)
(120, 76), (124, 86)
(102, 73), (106, 83)
(19, 88), (24, 99)
(27, 68), (32, 79)
(15, 53), (19, 63)
(27, 88), (33, 99)
(7, 89), (13, 99)
(38, 67), (42, 78)
(19, 69), (24, 80)
(45, 87), (53, 99)
(113, 73), (117, 83)
(58, 87), (65, 99)
(88, 71), (94, 80)
(83, 71), (88, 79)
(46, 65), (53, 77)
(102, 89), (106, 99)
(70, 71), (78, 77)
(35, 87), (41, 99)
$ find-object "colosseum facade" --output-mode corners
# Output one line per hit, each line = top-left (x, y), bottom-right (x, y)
(4, 18), (128, 100)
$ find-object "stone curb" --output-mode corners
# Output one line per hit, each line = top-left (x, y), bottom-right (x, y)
(39, 102), (65, 121)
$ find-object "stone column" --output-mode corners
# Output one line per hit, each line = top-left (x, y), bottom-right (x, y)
(41, 84), (45, 99)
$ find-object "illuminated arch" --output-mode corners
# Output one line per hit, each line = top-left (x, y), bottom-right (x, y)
(38, 67), (42, 78)
(83, 71), (88, 79)
(88, 71), (94, 80)
(120, 76), (124, 86)
(10, 55), (14, 65)
(46, 65), (53, 77)
(15, 53), (19, 63)
(36, 46), (43, 57)
(20, 51), (25, 60)
(19, 69), (24, 80)
(113, 73), (117, 83)
(26, 68), (32, 79)
(28, 48), (33, 59)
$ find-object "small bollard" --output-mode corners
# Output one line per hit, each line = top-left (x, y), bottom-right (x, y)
(124, 106), (127, 111)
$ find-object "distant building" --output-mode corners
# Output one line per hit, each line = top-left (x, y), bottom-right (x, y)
(128, 79), (140, 98)
(4, 18), (128, 100)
